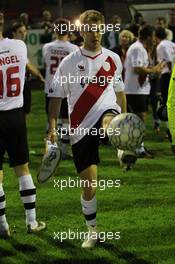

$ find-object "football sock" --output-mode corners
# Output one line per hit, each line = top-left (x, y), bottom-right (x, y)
(19, 175), (37, 227)
(0, 183), (9, 231)
(81, 195), (97, 227)
(61, 123), (70, 156)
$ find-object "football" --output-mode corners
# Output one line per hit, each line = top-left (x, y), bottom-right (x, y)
(107, 113), (145, 151)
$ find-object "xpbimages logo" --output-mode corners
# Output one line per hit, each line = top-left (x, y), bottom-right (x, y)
(55, 126), (120, 139)
(54, 178), (121, 191)
(53, 21), (121, 34)
(53, 229), (120, 243)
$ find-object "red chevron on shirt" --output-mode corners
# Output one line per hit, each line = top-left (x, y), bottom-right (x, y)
(70, 56), (117, 128)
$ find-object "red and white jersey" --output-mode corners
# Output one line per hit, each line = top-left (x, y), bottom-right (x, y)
(156, 39), (175, 74)
(0, 38), (27, 110)
(42, 40), (78, 94)
(49, 47), (124, 144)
(124, 40), (150, 95)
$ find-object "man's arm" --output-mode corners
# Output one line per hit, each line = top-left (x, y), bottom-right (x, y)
(48, 97), (62, 143)
(167, 64), (175, 155)
(134, 61), (165, 75)
(116, 91), (127, 113)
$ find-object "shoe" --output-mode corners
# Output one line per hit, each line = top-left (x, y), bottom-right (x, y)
(27, 221), (46, 234)
(81, 225), (99, 248)
(37, 140), (62, 183)
(118, 149), (137, 171)
(138, 148), (154, 159)
(0, 228), (10, 239)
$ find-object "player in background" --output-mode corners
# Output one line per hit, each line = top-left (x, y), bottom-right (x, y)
(156, 27), (175, 106)
(155, 27), (175, 139)
(42, 18), (78, 159)
(12, 22), (45, 117)
(0, 12), (46, 238)
(47, 10), (136, 248)
(124, 25), (165, 158)
(167, 64), (175, 155)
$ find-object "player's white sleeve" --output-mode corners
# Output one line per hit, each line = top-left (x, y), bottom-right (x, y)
(113, 56), (125, 92)
(48, 64), (68, 98)
(130, 48), (144, 67)
(157, 45), (171, 62)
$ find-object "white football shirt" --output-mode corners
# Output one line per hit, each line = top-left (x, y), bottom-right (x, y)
(124, 40), (150, 95)
(49, 47), (124, 144)
(156, 39), (175, 74)
(0, 38), (27, 110)
(42, 40), (78, 94)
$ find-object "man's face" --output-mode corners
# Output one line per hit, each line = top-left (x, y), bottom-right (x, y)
(155, 19), (165, 29)
(13, 26), (27, 41)
(120, 33), (130, 46)
(43, 11), (51, 21)
(81, 20), (103, 51)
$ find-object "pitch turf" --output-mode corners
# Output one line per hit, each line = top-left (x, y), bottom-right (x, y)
(0, 90), (175, 264)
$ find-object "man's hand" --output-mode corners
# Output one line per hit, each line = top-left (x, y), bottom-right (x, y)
(171, 144), (175, 155)
(153, 61), (166, 74)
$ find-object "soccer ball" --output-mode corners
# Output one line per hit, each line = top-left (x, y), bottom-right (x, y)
(107, 113), (145, 151)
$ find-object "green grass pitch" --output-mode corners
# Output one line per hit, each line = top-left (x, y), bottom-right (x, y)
(0, 89), (175, 264)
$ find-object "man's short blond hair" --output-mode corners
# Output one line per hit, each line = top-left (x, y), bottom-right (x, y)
(119, 30), (134, 44)
(79, 10), (105, 25)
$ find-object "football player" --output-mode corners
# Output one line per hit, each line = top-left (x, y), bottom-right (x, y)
(156, 27), (175, 107)
(0, 12), (46, 238)
(47, 10), (136, 248)
(43, 18), (78, 159)
(156, 27), (175, 139)
(124, 25), (165, 158)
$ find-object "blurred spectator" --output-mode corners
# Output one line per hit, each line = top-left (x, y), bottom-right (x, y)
(38, 10), (52, 29)
(155, 17), (173, 41)
(168, 9), (175, 43)
(103, 15), (121, 50)
(38, 10), (53, 44)
(128, 12), (146, 38)
(113, 29), (134, 80)
(19, 13), (31, 29)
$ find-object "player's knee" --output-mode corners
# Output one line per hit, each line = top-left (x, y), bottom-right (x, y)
(102, 114), (115, 129)
(14, 163), (30, 177)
